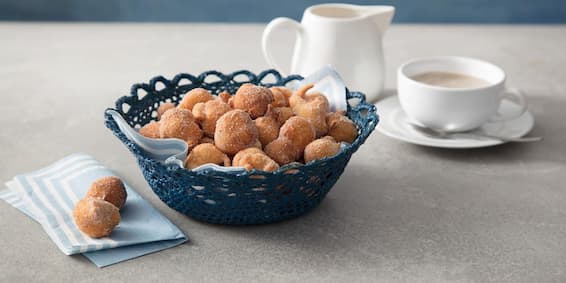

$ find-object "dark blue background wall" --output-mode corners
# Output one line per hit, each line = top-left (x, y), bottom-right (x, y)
(1, 0), (565, 23)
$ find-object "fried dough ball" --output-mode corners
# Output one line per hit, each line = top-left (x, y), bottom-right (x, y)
(272, 86), (293, 99)
(192, 100), (232, 137)
(265, 105), (294, 126)
(214, 110), (260, 155)
(73, 197), (120, 238)
(326, 112), (358, 143)
(232, 147), (263, 162)
(269, 86), (291, 107)
(289, 84), (330, 138)
(86, 176), (128, 209)
(184, 143), (231, 169)
(178, 88), (214, 111)
(304, 91), (328, 103)
(264, 138), (300, 165)
(139, 121), (160, 139)
(255, 115), (280, 147)
(218, 91), (232, 104)
(157, 102), (175, 119)
(304, 136), (341, 163)
(279, 116), (316, 155)
(230, 83), (274, 119)
(232, 148), (279, 172)
(159, 108), (203, 148)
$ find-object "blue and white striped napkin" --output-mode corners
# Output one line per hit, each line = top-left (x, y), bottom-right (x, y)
(0, 153), (188, 267)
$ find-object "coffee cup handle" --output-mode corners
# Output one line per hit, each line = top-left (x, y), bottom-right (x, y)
(489, 88), (528, 122)
(262, 17), (303, 75)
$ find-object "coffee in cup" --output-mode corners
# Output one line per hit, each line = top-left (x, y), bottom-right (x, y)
(410, 71), (491, 89)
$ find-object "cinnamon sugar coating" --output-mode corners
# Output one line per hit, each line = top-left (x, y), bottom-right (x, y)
(214, 110), (259, 155)
(326, 112), (358, 143)
(279, 116), (316, 156)
(73, 197), (120, 238)
(159, 108), (203, 148)
(178, 88), (214, 111)
(157, 102), (175, 119)
(230, 83), (274, 119)
(193, 100), (232, 137)
(289, 84), (330, 138)
(139, 121), (160, 139)
(255, 115), (280, 147)
(264, 138), (300, 165)
(304, 136), (341, 163)
(86, 176), (127, 209)
(232, 148), (279, 172)
(184, 143), (231, 169)
(269, 86), (291, 107)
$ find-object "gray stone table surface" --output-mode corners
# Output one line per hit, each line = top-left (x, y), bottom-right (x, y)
(1, 23), (565, 283)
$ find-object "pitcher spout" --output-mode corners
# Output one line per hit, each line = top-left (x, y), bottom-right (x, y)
(359, 5), (395, 34)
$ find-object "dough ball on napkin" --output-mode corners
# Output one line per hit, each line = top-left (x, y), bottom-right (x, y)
(86, 176), (127, 210)
(73, 197), (120, 238)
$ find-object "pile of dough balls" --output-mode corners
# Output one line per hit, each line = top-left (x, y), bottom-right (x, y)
(73, 176), (127, 238)
(139, 84), (358, 172)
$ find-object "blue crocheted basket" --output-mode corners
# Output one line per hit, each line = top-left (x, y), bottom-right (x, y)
(104, 69), (378, 225)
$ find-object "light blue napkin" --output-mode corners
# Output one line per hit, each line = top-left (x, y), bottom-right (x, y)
(0, 153), (188, 267)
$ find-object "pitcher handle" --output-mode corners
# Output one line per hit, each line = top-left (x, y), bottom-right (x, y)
(262, 17), (303, 75)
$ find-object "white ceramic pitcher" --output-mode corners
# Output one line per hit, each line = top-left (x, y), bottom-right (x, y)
(262, 3), (395, 102)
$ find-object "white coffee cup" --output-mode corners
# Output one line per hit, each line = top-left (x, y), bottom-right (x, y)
(397, 56), (527, 132)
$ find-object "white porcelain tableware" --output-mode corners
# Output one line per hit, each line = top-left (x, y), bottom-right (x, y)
(376, 95), (535, 148)
(398, 56), (527, 132)
(262, 3), (395, 102)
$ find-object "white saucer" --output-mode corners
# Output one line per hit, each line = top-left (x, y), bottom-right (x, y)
(375, 95), (535, 148)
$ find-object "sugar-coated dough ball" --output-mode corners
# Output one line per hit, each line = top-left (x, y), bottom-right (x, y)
(184, 143), (230, 169)
(183, 121), (203, 148)
(214, 110), (259, 155)
(289, 84), (329, 138)
(280, 116), (316, 155)
(232, 148), (279, 172)
(73, 197), (120, 238)
(266, 106), (294, 126)
(193, 100), (232, 137)
(269, 86), (291, 107)
(230, 83), (274, 119)
(217, 91), (232, 104)
(139, 121), (160, 139)
(304, 136), (341, 163)
(264, 138), (299, 165)
(231, 147), (263, 164)
(326, 112), (358, 143)
(86, 176), (128, 209)
(159, 108), (203, 148)
(178, 88), (214, 111)
(157, 102), (176, 120)
(255, 116), (280, 147)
